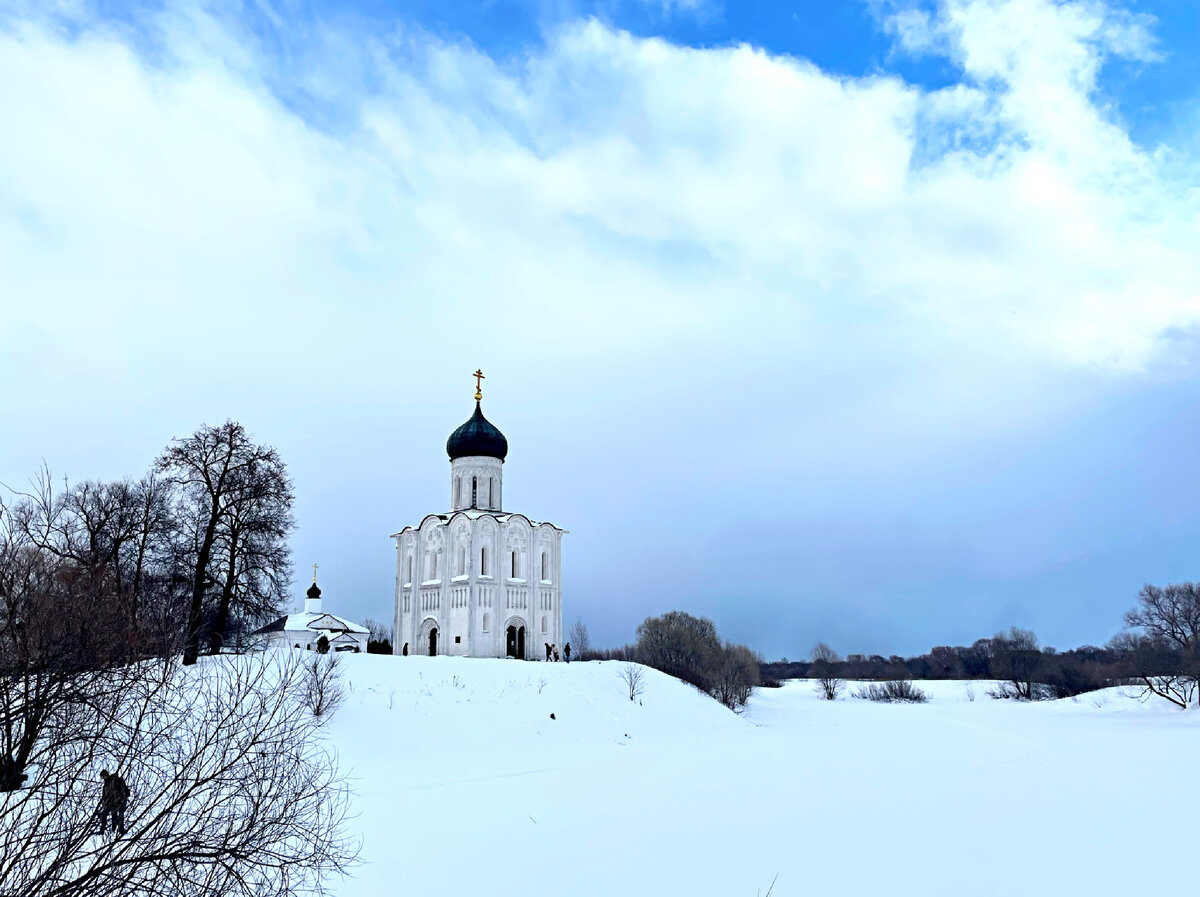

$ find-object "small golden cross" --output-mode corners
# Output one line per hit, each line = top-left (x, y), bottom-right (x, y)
(312, 563), (319, 584)
(473, 369), (485, 400)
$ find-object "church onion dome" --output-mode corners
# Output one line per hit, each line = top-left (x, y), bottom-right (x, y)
(447, 401), (508, 461)
(306, 581), (321, 601)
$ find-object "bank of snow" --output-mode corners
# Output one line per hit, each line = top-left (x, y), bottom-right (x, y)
(326, 657), (1200, 897)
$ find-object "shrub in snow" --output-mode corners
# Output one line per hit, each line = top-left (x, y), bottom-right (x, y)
(811, 643), (845, 700)
(619, 664), (646, 702)
(853, 680), (929, 703)
(986, 681), (1055, 701)
(303, 653), (346, 721)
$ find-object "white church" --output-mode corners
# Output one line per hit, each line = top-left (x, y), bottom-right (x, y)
(255, 576), (370, 653)
(392, 373), (566, 659)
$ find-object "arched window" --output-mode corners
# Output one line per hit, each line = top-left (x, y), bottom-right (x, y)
(456, 545), (466, 577)
(454, 478), (461, 508)
(541, 551), (549, 581)
(541, 616), (547, 634)
(480, 545), (489, 576)
(471, 476), (477, 508)
(482, 613), (489, 632)
(488, 478), (494, 508)
(511, 550), (519, 578)
(406, 555), (413, 584)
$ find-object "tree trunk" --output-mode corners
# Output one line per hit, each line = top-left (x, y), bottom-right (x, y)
(211, 540), (239, 655)
(183, 513), (220, 666)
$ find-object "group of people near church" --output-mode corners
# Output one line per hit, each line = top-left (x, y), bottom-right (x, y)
(544, 642), (571, 663)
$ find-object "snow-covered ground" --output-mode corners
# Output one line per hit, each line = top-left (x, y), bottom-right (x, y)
(328, 656), (1199, 897)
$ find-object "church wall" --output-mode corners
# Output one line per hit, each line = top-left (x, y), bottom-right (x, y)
(393, 513), (564, 660)
(263, 629), (368, 653)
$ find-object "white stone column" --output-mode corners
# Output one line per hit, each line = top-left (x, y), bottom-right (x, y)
(466, 518), (476, 656)
(392, 536), (403, 656)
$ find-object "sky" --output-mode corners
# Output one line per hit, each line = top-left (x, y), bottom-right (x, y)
(2, 0), (1200, 659)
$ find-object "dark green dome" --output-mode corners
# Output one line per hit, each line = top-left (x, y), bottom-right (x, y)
(447, 401), (508, 461)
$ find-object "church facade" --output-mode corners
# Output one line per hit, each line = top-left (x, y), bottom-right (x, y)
(392, 377), (566, 659)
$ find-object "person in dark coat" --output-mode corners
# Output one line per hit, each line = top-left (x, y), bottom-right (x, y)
(97, 769), (129, 836)
(564, 642), (571, 663)
(545, 642), (552, 661)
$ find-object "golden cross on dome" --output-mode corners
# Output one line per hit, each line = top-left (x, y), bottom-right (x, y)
(473, 369), (485, 401)
(312, 562), (319, 584)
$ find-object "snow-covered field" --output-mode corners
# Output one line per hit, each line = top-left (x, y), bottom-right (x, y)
(328, 655), (1198, 897)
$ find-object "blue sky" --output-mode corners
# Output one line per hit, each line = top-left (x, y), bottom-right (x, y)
(2, 0), (1200, 658)
(252, 0), (1199, 142)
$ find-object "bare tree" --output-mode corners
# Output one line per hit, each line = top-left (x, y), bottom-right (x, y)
(811, 642), (844, 700)
(303, 653), (346, 721)
(362, 618), (392, 654)
(635, 611), (720, 691)
(987, 627), (1045, 700)
(8, 468), (179, 653)
(207, 467), (293, 654)
(710, 643), (761, 710)
(0, 652), (356, 897)
(2, 482), (355, 891)
(567, 619), (591, 661)
(1119, 582), (1200, 708)
(156, 422), (294, 665)
(0, 493), (141, 791)
(619, 664), (646, 702)
(1125, 583), (1200, 651)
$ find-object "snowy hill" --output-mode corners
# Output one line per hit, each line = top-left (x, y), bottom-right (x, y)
(326, 656), (1200, 897)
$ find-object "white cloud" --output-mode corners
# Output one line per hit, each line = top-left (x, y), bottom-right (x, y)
(2, 0), (1198, 648)
(1, 0), (1196, 388)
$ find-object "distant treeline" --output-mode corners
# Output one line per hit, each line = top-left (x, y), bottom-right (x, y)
(759, 638), (1128, 697)
(598, 631), (1151, 700)
(758, 618), (1190, 700)
(587, 586), (1200, 707)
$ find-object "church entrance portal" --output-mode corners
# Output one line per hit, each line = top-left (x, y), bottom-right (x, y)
(505, 624), (526, 660)
(428, 628), (438, 656)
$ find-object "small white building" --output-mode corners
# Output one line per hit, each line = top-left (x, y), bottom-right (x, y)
(392, 376), (567, 659)
(255, 580), (369, 653)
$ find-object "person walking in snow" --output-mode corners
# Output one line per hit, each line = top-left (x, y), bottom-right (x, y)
(564, 642), (571, 663)
(96, 769), (129, 836)
(545, 642), (552, 661)
(552, 644), (560, 662)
